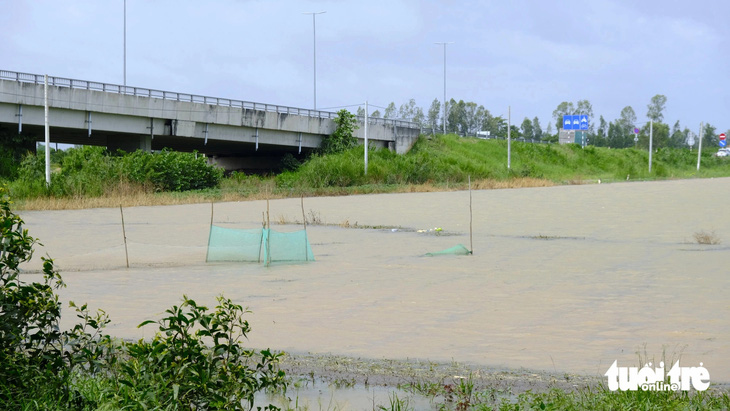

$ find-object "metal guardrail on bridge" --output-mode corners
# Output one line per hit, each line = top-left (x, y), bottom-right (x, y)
(0, 69), (419, 129)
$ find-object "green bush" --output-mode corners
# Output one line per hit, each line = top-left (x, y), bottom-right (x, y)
(114, 296), (286, 409)
(122, 149), (223, 191)
(0, 129), (36, 180)
(0, 186), (285, 409)
(320, 109), (359, 154)
(8, 147), (224, 199)
(55, 146), (122, 196)
(0, 185), (110, 409)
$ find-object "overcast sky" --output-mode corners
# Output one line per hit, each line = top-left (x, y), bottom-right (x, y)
(3, 0), (728, 134)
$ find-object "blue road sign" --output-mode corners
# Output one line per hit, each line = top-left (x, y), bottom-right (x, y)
(579, 115), (589, 130)
(563, 115), (590, 130)
(563, 116), (572, 129)
(720, 140), (727, 148)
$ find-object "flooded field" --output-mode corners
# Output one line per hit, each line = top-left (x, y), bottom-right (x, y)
(19, 178), (730, 394)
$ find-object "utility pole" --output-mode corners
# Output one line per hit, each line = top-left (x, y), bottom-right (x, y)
(123, 0), (126, 88)
(435, 42), (453, 135)
(44, 75), (50, 186)
(364, 101), (368, 175)
(303, 11), (326, 110)
(649, 120), (653, 173)
(507, 105), (511, 169)
(697, 122), (703, 171)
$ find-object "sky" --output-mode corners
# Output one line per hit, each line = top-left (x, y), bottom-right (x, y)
(2, 0), (728, 135)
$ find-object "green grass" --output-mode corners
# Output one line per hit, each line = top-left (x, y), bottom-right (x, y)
(11, 134), (730, 210)
(402, 378), (730, 410)
(279, 135), (730, 190)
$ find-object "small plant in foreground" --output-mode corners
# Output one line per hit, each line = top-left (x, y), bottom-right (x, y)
(694, 230), (721, 245)
(118, 295), (287, 410)
(0, 185), (286, 410)
(378, 392), (413, 411)
(0, 185), (110, 409)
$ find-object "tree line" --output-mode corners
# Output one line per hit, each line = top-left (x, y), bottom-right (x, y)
(358, 95), (728, 150)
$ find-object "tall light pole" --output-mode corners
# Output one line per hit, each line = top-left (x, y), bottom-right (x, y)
(435, 42), (453, 135)
(123, 0), (126, 88)
(303, 11), (326, 110)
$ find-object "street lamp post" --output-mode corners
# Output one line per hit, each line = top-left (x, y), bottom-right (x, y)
(435, 42), (453, 135)
(303, 11), (326, 110)
(123, 0), (126, 88)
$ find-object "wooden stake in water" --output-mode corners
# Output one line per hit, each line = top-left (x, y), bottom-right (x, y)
(205, 201), (214, 263)
(469, 175), (473, 255)
(301, 195), (307, 230)
(266, 193), (271, 266)
(120, 205), (129, 268)
(301, 195), (309, 261)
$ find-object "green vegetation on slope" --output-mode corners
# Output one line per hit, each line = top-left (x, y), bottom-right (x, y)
(277, 134), (730, 189)
(6, 145), (223, 200)
(7, 134), (730, 210)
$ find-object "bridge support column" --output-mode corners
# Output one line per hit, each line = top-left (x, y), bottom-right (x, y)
(107, 134), (152, 153)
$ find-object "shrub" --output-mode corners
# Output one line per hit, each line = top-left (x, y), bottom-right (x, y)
(321, 109), (359, 154)
(122, 149), (223, 191)
(114, 296), (287, 409)
(0, 185), (110, 409)
(0, 129), (36, 180)
(0, 186), (285, 409)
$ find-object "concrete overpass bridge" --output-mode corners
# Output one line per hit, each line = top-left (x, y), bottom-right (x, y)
(0, 70), (420, 171)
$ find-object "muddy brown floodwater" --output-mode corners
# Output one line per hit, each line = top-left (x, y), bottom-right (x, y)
(19, 178), (730, 389)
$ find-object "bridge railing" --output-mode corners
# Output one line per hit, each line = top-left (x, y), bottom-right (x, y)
(0, 69), (419, 129)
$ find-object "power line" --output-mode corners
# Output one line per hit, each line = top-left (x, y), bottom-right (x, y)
(317, 103), (363, 111)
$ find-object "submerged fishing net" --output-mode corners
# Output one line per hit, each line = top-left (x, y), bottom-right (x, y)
(425, 244), (472, 257)
(267, 228), (315, 263)
(206, 225), (314, 264)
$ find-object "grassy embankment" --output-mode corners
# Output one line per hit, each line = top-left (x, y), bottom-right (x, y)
(12, 134), (730, 210)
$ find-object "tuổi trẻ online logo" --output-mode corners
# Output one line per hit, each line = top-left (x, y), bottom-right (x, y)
(604, 360), (710, 391)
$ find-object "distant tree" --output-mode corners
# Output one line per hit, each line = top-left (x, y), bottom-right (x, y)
(486, 115), (507, 138)
(371, 110), (381, 119)
(545, 122), (553, 140)
(702, 123), (718, 150)
(575, 100), (593, 116)
(608, 120), (627, 148)
(672, 120), (681, 136)
(427, 99), (441, 132)
(598, 115), (608, 139)
(647, 94), (668, 123)
(552, 101), (575, 130)
(532, 117), (543, 141)
(638, 121), (669, 149)
(520, 117), (534, 140)
(356, 107), (365, 117)
(398, 99), (417, 121)
(384, 102), (397, 119)
(447, 99), (467, 134)
(591, 115), (608, 147)
(576, 100), (594, 133)
(684, 128), (695, 149)
(478, 108), (493, 132)
(618, 106), (637, 133)
(668, 120), (685, 148)
(473, 105), (487, 133)
(509, 124), (521, 139)
(464, 102), (479, 134)
(412, 107), (425, 127)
